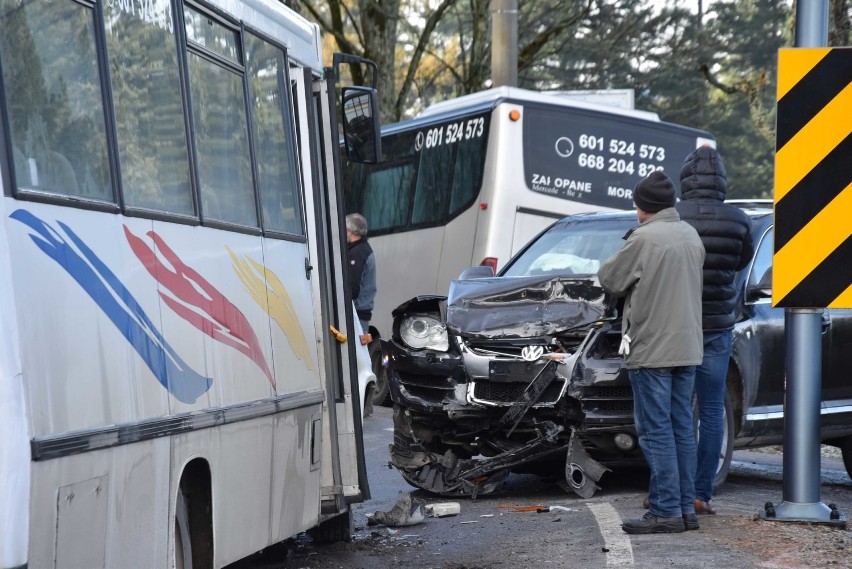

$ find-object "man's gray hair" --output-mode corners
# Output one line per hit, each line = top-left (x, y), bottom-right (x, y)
(346, 213), (368, 237)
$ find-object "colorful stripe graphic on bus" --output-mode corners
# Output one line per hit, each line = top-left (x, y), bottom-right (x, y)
(124, 227), (275, 388)
(228, 247), (315, 371)
(9, 210), (213, 404)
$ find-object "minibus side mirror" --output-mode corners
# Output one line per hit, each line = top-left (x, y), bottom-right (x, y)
(341, 86), (382, 164)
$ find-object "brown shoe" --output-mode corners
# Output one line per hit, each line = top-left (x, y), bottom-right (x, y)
(642, 496), (650, 509)
(694, 499), (717, 515)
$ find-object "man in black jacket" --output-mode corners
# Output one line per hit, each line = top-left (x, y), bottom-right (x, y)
(675, 145), (754, 515)
(346, 213), (377, 331)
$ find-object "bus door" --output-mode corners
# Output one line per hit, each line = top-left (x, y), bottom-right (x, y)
(292, 65), (369, 517)
(510, 207), (566, 258)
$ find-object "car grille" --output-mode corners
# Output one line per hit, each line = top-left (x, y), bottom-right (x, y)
(580, 386), (634, 412)
(464, 341), (560, 359)
(472, 379), (565, 405)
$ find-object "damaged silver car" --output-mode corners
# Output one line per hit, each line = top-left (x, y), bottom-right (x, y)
(382, 205), (852, 499)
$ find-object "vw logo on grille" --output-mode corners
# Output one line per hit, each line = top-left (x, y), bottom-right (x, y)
(520, 345), (544, 362)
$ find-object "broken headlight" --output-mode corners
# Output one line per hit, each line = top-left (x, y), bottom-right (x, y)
(399, 314), (449, 351)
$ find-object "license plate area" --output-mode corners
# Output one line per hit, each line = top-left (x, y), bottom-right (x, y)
(488, 360), (546, 382)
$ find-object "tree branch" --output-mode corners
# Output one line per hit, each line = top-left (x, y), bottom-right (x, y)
(394, 0), (459, 120)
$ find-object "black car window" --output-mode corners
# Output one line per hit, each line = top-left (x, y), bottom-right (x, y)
(748, 227), (774, 290)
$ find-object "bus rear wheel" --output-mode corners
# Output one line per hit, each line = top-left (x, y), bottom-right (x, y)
(308, 510), (353, 544)
(174, 489), (193, 569)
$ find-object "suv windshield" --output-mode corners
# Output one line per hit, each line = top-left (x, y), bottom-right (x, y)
(501, 217), (635, 277)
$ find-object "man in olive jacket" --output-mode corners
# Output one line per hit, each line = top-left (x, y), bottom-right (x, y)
(598, 171), (705, 534)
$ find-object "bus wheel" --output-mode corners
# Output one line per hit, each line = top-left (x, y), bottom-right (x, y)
(308, 510), (352, 544)
(174, 489), (193, 569)
(369, 341), (391, 406)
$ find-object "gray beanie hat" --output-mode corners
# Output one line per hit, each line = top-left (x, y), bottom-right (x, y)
(633, 171), (676, 213)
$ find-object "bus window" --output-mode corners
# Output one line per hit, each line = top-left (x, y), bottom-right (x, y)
(450, 122), (489, 214)
(363, 162), (412, 231)
(245, 32), (303, 236)
(344, 109), (491, 234)
(103, 0), (193, 215)
(411, 141), (453, 225)
(0, 0), (112, 200)
(185, 6), (256, 227)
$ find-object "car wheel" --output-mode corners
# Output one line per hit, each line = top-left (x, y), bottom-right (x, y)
(693, 388), (735, 488)
(369, 340), (391, 406)
(839, 436), (852, 481)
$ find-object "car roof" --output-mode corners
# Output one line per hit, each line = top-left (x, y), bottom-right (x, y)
(556, 201), (773, 224)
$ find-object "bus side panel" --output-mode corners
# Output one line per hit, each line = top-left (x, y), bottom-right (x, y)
(0, 197), (28, 569)
(268, 406), (323, 544)
(7, 204), (170, 437)
(152, 223), (275, 413)
(28, 438), (170, 569)
(262, 238), (322, 396)
(370, 225), (445, 334)
(435, 203), (480, 291)
(169, 404), (322, 568)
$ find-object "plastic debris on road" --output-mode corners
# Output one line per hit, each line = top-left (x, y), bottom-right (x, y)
(367, 492), (426, 527)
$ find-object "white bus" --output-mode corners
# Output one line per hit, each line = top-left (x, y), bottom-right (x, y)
(343, 87), (714, 402)
(0, 0), (382, 567)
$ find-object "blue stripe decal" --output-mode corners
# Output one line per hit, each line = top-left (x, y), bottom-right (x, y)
(10, 209), (212, 403)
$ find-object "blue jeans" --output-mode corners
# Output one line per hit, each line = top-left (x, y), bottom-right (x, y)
(629, 366), (697, 517)
(694, 330), (733, 502)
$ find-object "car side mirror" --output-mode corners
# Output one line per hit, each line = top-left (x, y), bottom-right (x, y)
(458, 266), (494, 280)
(746, 267), (772, 301)
(341, 86), (382, 164)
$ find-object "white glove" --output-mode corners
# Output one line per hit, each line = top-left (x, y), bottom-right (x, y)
(618, 334), (632, 356)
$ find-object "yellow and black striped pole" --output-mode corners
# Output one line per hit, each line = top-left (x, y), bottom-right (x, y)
(773, 48), (852, 308)
(762, 4), (850, 525)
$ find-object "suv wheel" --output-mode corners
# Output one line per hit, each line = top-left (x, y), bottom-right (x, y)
(840, 436), (852, 481)
(693, 388), (735, 488)
(369, 340), (391, 406)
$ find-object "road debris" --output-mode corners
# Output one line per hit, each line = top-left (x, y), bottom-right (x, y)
(426, 502), (460, 518)
(497, 504), (546, 512)
(367, 492), (426, 527)
(537, 505), (577, 513)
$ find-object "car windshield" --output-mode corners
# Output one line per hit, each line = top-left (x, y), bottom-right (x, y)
(501, 217), (636, 277)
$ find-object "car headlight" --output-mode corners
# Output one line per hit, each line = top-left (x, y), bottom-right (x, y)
(399, 314), (449, 351)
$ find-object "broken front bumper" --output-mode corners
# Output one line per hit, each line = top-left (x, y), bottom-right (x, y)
(382, 324), (643, 497)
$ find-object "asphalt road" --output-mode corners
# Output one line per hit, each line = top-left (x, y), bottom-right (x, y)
(235, 405), (852, 569)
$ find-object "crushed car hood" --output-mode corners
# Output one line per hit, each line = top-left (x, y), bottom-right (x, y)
(446, 275), (613, 338)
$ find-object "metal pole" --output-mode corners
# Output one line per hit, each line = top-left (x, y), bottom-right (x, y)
(490, 0), (518, 87)
(795, 0), (828, 46)
(760, 0), (843, 527)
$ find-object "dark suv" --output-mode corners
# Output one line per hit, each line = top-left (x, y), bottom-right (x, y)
(382, 204), (852, 498)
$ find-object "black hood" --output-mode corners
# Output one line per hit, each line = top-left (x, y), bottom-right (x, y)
(679, 145), (727, 200)
(446, 274), (614, 338)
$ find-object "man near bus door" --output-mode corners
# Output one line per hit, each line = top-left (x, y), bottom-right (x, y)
(675, 145), (754, 515)
(346, 213), (377, 332)
(598, 171), (705, 534)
